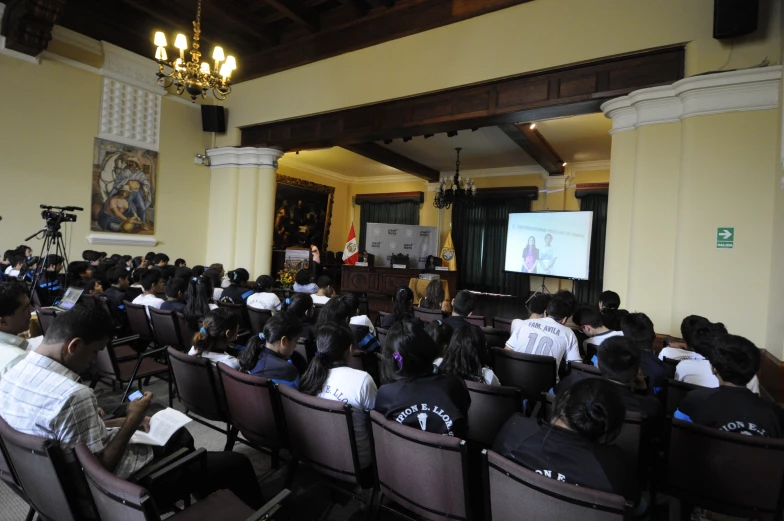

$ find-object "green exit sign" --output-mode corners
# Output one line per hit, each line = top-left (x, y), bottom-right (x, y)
(717, 227), (734, 249)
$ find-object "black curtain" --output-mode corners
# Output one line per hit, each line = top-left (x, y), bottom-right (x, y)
(573, 194), (608, 304)
(358, 201), (419, 252)
(452, 198), (531, 296)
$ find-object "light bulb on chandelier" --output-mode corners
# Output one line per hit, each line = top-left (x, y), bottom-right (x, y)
(433, 147), (477, 210)
(152, 0), (237, 102)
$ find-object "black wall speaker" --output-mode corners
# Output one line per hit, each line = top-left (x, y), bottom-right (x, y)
(714, 0), (759, 39)
(201, 105), (226, 133)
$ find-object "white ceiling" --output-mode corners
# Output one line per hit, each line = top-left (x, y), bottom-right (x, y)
(280, 147), (411, 179)
(377, 126), (538, 172)
(535, 113), (612, 163)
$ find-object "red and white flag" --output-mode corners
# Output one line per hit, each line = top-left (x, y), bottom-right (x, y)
(343, 223), (359, 265)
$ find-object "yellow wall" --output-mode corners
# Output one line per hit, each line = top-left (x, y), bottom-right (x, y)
(219, 0), (780, 144)
(604, 109), (782, 356)
(0, 53), (212, 264)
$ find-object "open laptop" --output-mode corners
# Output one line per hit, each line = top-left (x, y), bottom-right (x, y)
(52, 286), (84, 313)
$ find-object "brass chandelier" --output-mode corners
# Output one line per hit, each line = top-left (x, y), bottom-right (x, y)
(433, 148), (476, 209)
(153, 0), (236, 102)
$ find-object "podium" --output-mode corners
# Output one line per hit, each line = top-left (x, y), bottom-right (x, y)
(341, 265), (457, 313)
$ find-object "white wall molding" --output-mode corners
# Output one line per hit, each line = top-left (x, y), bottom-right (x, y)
(208, 147), (284, 169)
(87, 233), (158, 247)
(100, 77), (162, 151)
(603, 66), (782, 134)
(101, 42), (166, 96)
(51, 25), (101, 55)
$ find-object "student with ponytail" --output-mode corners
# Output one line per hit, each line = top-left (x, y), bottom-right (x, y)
(183, 275), (217, 330)
(286, 292), (316, 358)
(380, 286), (421, 329)
(493, 378), (640, 504)
(220, 268), (252, 303)
(439, 324), (500, 386)
(237, 311), (302, 388)
(300, 323), (377, 472)
(247, 275), (282, 312)
(188, 308), (241, 369)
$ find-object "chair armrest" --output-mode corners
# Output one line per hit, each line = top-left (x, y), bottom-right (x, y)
(132, 447), (190, 483)
(139, 346), (169, 359)
(144, 448), (208, 484)
(244, 489), (291, 521)
(111, 334), (140, 347)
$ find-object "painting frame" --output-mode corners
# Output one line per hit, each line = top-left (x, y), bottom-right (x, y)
(90, 138), (158, 236)
(273, 174), (334, 254)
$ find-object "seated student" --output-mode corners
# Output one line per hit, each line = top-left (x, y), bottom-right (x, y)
(419, 279), (450, 315)
(343, 292), (375, 334)
(660, 315), (714, 361)
(130, 267), (145, 289)
(174, 258), (187, 268)
(621, 313), (673, 393)
(20, 256), (39, 283)
(554, 289), (579, 327)
(439, 324), (500, 386)
(676, 334), (783, 437)
(15, 244), (33, 261)
(674, 319), (760, 393)
(0, 282), (32, 377)
(380, 286), (421, 329)
(82, 250), (105, 282)
(192, 264), (205, 277)
(160, 278), (187, 313)
(574, 306), (624, 363)
(104, 266), (130, 309)
(188, 308), (240, 369)
(599, 290), (627, 331)
(374, 319), (471, 438)
(183, 275), (218, 331)
(310, 275), (334, 305)
(505, 297), (581, 370)
(247, 275), (282, 312)
(300, 323), (377, 474)
(151, 253), (173, 280)
(220, 268), (252, 303)
(510, 293), (553, 334)
(67, 261), (92, 283)
(557, 336), (663, 424)
(203, 268), (224, 301)
(444, 290), (477, 331)
(427, 319), (454, 368)
(0, 250), (13, 275)
(287, 292), (316, 357)
(3, 254), (23, 278)
(493, 378), (640, 505)
(132, 271), (166, 317)
(131, 256), (145, 270)
(80, 278), (104, 295)
(292, 269), (318, 294)
(237, 312), (302, 387)
(120, 255), (132, 271)
(209, 263), (229, 289)
(0, 305), (263, 510)
(174, 266), (193, 281)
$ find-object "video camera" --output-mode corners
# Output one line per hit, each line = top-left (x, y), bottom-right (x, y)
(40, 205), (82, 230)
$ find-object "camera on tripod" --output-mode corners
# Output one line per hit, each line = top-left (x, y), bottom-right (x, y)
(40, 205), (81, 231)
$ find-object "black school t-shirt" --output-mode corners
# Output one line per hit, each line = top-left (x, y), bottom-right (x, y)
(220, 284), (253, 304)
(374, 374), (471, 438)
(492, 415), (639, 502)
(677, 386), (784, 438)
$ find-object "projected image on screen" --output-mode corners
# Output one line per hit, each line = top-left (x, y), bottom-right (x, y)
(504, 211), (594, 280)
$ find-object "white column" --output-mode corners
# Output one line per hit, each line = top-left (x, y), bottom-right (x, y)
(206, 147), (284, 276)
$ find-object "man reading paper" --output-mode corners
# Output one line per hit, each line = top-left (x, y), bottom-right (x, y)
(0, 305), (264, 512)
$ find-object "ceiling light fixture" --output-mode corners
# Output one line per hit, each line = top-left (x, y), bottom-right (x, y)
(529, 123), (536, 130)
(562, 162), (568, 167)
(433, 148), (476, 210)
(153, 0), (236, 102)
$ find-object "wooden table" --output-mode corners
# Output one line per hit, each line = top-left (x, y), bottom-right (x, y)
(341, 266), (457, 313)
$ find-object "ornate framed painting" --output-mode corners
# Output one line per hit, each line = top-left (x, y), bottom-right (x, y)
(273, 174), (334, 253)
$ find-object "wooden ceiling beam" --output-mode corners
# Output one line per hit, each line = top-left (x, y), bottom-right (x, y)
(263, 0), (320, 33)
(0, 0), (68, 56)
(338, 0), (368, 18)
(342, 143), (440, 182)
(499, 123), (565, 176)
(366, 0), (395, 8)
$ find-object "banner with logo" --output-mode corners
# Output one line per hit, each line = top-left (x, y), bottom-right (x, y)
(365, 223), (439, 268)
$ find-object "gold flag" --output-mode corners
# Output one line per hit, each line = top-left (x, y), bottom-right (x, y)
(441, 232), (457, 271)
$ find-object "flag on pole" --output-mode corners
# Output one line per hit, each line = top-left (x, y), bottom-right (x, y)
(441, 232), (457, 271)
(343, 223), (359, 265)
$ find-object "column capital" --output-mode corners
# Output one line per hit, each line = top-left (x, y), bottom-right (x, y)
(207, 147), (284, 170)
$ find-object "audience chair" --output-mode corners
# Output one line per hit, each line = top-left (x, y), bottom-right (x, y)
(0, 427), (34, 521)
(74, 444), (291, 521)
(92, 338), (172, 406)
(149, 307), (186, 351)
(312, 303), (325, 323)
(661, 356), (680, 371)
(665, 419), (784, 520)
(376, 327), (389, 349)
(167, 348), (234, 449)
(482, 327), (510, 349)
(376, 311), (391, 327)
(277, 385), (374, 516)
(491, 317), (514, 332)
(218, 363), (285, 468)
(247, 306), (273, 335)
(36, 307), (57, 336)
(491, 347), (557, 403)
(124, 300), (156, 346)
(482, 449), (628, 521)
(465, 381), (522, 447)
(0, 415), (84, 521)
(176, 312), (197, 349)
(369, 410), (471, 521)
(216, 301), (251, 333)
(663, 378), (701, 417)
(568, 361), (602, 377)
(126, 286), (143, 301)
(413, 306), (444, 323)
(465, 315), (487, 327)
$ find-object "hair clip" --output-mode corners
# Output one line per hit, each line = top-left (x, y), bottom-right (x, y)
(393, 352), (403, 370)
(259, 332), (265, 341)
(192, 277), (198, 282)
(315, 350), (324, 358)
(436, 319), (442, 325)
(199, 327), (208, 335)
(285, 298), (290, 305)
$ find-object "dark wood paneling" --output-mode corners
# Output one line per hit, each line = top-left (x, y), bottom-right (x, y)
(242, 46), (685, 150)
(0, 0), (68, 56)
(499, 124), (564, 176)
(759, 349), (784, 405)
(342, 143), (439, 181)
(342, 266), (458, 299)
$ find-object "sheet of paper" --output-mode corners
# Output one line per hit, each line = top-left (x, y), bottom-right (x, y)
(130, 408), (191, 446)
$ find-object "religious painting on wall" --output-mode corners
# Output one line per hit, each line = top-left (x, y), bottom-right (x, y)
(274, 174), (334, 253)
(90, 138), (158, 235)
